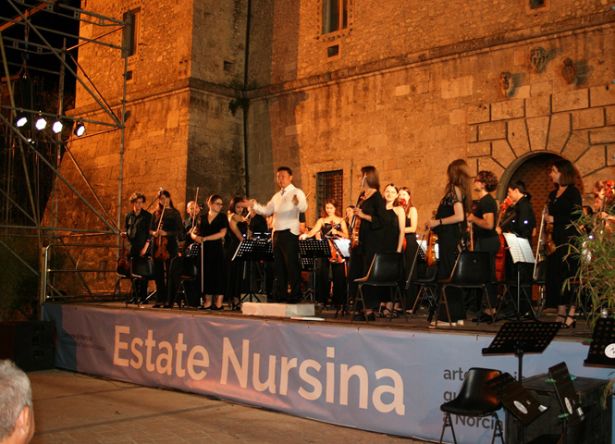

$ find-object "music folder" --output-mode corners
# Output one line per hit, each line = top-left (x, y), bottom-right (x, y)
(503, 232), (536, 264)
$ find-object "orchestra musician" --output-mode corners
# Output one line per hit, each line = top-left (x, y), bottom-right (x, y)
(300, 199), (349, 309)
(191, 194), (229, 310)
(123, 192), (152, 304)
(226, 196), (249, 310)
(182, 200), (202, 307)
(398, 187), (419, 306)
(150, 189), (184, 308)
(499, 180), (536, 316)
(467, 170), (499, 322)
(247, 166), (308, 303)
(545, 159), (582, 328)
(350, 165), (387, 321)
(427, 159), (472, 326)
(380, 184), (406, 315)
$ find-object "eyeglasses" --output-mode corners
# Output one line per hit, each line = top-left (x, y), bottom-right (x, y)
(213, 201), (223, 206)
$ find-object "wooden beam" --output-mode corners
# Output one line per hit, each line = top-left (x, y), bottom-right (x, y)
(0, 2), (53, 33)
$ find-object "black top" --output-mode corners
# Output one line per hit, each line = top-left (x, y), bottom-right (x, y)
(382, 208), (401, 252)
(151, 206), (184, 257)
(473, 194), (498, 239)
(357, 191), (386, 254)
(125, 209), (152, 257)
(195, 212), (229, 240)
(501, 196), (536, 240)
(548, 185), (582, 246)
(434, 190), (467, 240)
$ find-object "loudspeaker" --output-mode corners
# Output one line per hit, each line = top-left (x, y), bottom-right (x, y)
(0, 321), (55, 371)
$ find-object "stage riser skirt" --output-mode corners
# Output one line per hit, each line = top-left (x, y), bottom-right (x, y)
(43, 304), (614, 444)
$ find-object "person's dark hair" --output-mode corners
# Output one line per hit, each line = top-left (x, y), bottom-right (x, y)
(446, 159), (472, 212)
(476, 170), (498, 192)
(129, 192), (146, 203)
(228, 196), (245, 214)
(277, 166), (293, 176)
(399, 186), (414, 209)
(156, 189), (175, 209)
(321, 199), (341, 217)
(552, 159), (577, 187)
(509, 180), (531, 200)
(361, 165), (380, 190)
(208, 194), (223, 206)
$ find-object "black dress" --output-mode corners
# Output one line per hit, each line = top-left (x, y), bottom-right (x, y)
(226, 218), (248, 303)
(546, 185), (582, 307)
(151, 206), (184, 306)
(316, 222), (347, 306)
(471, 194), (500, 310)
(382, 208), (401, 253)
(195, 212), (229, 295)
(349, 191), (387, 309)
(403, 211), (419, 306)
(434, 190), (466, 322)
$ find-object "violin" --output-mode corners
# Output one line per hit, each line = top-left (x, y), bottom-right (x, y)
(153, 205), (170, 261)
(495, 196), (514, 281)
(324, 221), (345, 264)
(350, 192), (366, 248)
(425, 210), (438, 267)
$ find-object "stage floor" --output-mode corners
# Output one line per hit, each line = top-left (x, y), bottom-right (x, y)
(76, 299), (592, 341)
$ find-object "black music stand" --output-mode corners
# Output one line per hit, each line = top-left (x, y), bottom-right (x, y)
(299, 239), (331, 303)
(584, 317), (615, 367)
(232, 239), (273, 302)
(482, 321), (560, 382)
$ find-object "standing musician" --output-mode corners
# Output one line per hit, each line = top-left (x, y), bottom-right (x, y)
(191, 194), (229, 310)
(427, 159), (472, 326)
(499, 180), (536, 315)
(150, 189), (184, 308)
(467, 170), (499, 322)
(545, 159), (582, 328)
(380, 184), (406, 315)
(247, 166), (308, 303)
(349, 165), (387, 321)
(123, 192), (152, 304)
(226, 196), (249, 310)
(182, 200), (202, 307)
(300, 199), (349, 309)
(398, 187), (419, 306)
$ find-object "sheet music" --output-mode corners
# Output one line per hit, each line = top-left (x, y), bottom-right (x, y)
(503, 232), (536, 264)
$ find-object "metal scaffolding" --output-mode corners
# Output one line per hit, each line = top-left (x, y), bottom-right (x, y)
(0, 0), (129, 312)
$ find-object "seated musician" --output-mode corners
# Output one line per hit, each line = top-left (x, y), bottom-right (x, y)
(300, 200), (349, 310)
(123, 192), (152, 304)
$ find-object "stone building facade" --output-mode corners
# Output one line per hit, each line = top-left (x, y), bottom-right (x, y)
(53, 0), (614, 249)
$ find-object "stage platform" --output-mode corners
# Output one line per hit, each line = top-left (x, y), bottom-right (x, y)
(43, 301), (612, 444)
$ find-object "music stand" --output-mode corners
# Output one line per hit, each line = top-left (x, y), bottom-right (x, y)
(232, 239), (274, 302)
(503, 233), (536, 320)
(584, 317), (615, 367)
(299, 239), (331, 303)
(482, 321), (560, 382)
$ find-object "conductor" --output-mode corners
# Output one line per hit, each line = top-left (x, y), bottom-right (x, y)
(248, 166), (308, 303)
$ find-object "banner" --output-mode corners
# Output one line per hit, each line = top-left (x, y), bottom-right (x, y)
(43, 303), (613, 443)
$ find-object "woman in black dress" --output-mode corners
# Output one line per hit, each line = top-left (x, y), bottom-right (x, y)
(191, 194), (229, 310)
(350, 165), (387, 321)
(467, 170), (499, 320)
(398, 186), (419, 306)
(150, 189), (184, 308)
(226, 196), (248, 310)
(428, 159), (472, 326)
(300, 200), (349, 309)
(545, 159), (582, 328)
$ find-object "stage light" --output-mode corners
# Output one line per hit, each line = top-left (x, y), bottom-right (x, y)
(74, 121), (86, 137)
(35, 116), (47, 131)
(52, 120), (63, 134)
(16, 116), (28, 127)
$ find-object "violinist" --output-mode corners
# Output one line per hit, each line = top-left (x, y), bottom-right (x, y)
(467, 170), (499, 322)
(191, 194), (229, 310)
(182, 200), (202, 308)
(545, 160), (582, 328)
(300, 200), (349, 309)
(427, 159), (472, 326)
(499, 180), (536, 316)
(150, 189), (184, 308)
(398, 187), (419, 306)
(349, 165), (387, 321)
(124, 192), (152, 304)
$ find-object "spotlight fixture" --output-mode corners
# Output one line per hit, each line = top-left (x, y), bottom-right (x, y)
(35, 116), (47, 131)
(73, 121), (86, 137)
(52, 120), (63, 134)
(16, 116), (28, 127)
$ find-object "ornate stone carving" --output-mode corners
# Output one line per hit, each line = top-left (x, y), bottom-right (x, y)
(530, 47), (549, 73)
(499, 72), (515, 98)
